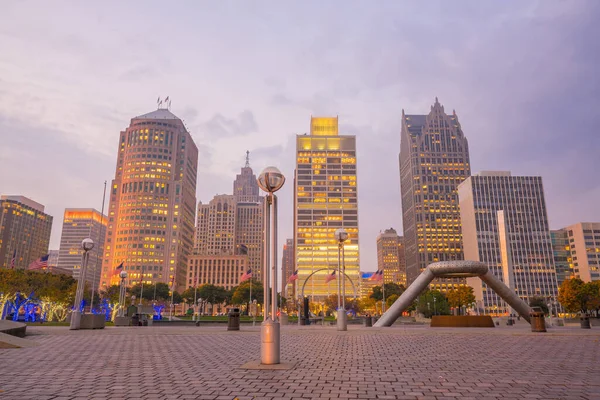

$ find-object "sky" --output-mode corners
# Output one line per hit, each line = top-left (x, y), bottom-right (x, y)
(1, 1), (599, 275)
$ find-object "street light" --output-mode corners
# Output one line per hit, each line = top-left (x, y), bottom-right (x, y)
(257, 166), (285, 365)
(433, 296), (437, 316)
(334, 228), (348, 331)
(118, 270), (128, 317)
(70, 238), (94, 330)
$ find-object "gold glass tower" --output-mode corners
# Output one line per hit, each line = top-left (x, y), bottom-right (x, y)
(294, 117), (360, 300)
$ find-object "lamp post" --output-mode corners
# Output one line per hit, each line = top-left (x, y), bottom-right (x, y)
(70, 238), (94, 330)
(193, 275), (199, 322)
(334, 228), (348, 331)
(433, 296), (437, 316)
(257, 166), (285, 365)
(118, 270), (128, 317)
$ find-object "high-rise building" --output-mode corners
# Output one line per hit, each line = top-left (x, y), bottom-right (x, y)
(101, 108), (198, 292)
(194, 195), (237, 255)
(458, 171), (558, 315)
(0, 195), (53, 269)
(294, 116), (360, 300)
(186, 254), (248, 291)
(376, 228), (406, 286)
(551, 229), (572, 286)
(194, 157), (264, 283)
(281, 239), (295, 297)
(233, 151), (261, 202)
(57, 209), (107, 284)
(561, 222), (600, 282)
(234, 201), (263, 279)
(397, 236), (406, 287)
(48, 250), (59, 268)
(399, 99), (471, 289)
(359, 273), (378, 299)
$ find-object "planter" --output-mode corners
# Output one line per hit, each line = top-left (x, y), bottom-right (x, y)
(80, 314), (106, 329)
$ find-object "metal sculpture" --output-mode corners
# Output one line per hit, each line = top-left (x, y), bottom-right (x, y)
(374, 261), (533, 327)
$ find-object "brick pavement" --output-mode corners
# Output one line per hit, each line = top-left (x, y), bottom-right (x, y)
(0, 324), (599, 400)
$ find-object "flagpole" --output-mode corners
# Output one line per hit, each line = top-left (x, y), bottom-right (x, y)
(382, 271), (386, 314)
(139, 266), (144, 310)
(90, 180), (107, 313)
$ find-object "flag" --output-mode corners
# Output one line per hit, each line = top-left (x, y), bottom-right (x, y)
(28, 254), (49, 270)
(10, 250), (16, 269)
(369, 269), (384, 282)
(361, 271), (374, 279)
(287, 269), (299, 283)
(115, 262), (123, 270)
(325, 270), (336, 283)
(239, 244), (249, 255)
(241, 268), (252, 282)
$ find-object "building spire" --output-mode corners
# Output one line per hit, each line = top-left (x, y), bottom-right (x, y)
(245, 150), (250, 168)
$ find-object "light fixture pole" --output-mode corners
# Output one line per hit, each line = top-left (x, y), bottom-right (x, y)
(257, 166), (285, 365)
(118, 270), (128, 317)
(334, 228), (348, 331)
(193, 272), (199, 322)
(70, 238), (94, 330)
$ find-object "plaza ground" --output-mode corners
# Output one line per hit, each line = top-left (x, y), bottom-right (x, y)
(0, 323), (599, 400)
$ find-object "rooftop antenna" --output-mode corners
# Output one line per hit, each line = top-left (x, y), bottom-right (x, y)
(245, 150), (250, 167)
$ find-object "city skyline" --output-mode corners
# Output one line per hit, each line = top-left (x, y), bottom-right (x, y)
(1, 2), (599, 272)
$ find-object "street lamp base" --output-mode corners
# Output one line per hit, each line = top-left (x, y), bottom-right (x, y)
(337, 308), (347, 331)
(260, 319), (280, 365)
(70, 310), (82, 330)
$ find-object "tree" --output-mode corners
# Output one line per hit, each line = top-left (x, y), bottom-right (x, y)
(529, 296), (549, 315)
(0, 269), (77, 304)
(557, 278), (600, 314)
(358, 297), (376, 314)
(153, 283), (171, 300)
(172, 291), (183, 304)
(323, 294), (339, 313)
(100, 285), (121, 304)
(278, 293), (287, 308)
(558, 278), (582, 312)
(231, 279), (263, 309)
(369, 283), (405, 301)
(197, 284), (228, 305)
(386, 294), (399, 308)
(446, 286), (476, 315)
(587, 281), (600, 317)
(181, 287), (196, 305)
(417, 290), (450, 318)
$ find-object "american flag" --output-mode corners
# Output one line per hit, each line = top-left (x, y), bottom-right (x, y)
(28, 254), (49, 270)
(325, 270), (336, 283)
(287, 269), (299, 283)
(369, 269), (384, 282)
(240, 268), (252, 282)
(115, 262), (123, 270)
(239, 244), (249, 255)
(10, 249), (16, 269)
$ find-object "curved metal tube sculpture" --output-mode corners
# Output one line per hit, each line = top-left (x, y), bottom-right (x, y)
(374, 261), (532, 327)
(300, 268), (357, 300)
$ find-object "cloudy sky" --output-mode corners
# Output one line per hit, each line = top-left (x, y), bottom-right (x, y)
(1, 1), (599, 273)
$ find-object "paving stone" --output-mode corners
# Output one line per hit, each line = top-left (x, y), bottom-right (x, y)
(0, 325), (598, 399)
